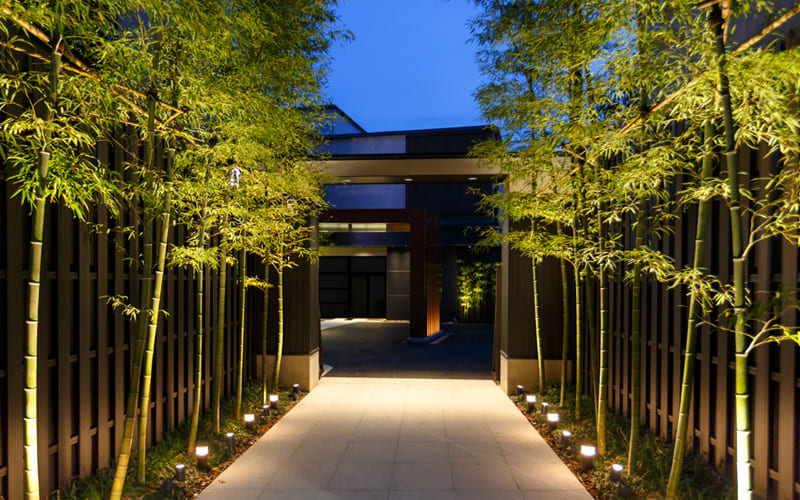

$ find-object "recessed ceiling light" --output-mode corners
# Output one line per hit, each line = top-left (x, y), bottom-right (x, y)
(468, 177), (478, 181)
(404, 178), (413, 182)
(343, 179), (351, 183)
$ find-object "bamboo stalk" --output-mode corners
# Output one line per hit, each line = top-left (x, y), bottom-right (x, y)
(24, 47), (60, 500)
(135, 44), (163, 481)
(531, 223), (545, 394)
(272, 251), (285, 391)
(665, 119), (715, 499)
(187, 207), (205, 454)
(711, 5), (751, 498)
(110, 42), (159, 497)
(235, 247), (246, 419)
(213, 243), (228, 434)
(597, 205), (609, 456)
(136, 147), (174, 482)
(558, 222), (570, 407)
(261, 265), (270, 405)
(628, 198), (648, 474)
(573, 263), (583, 421)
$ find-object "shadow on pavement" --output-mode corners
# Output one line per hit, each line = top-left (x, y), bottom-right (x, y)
(320, 321), (494, 379)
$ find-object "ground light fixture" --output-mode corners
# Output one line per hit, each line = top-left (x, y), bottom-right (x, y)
(609, 463), (624, 482)
(174, 463), (186, 482)
(516, 385), (524, 396)
(244, 413), (255, 431)
(526, 394), (537, 413)
(195, 445), (210, 471)
(560, 430), (572, 448)
(269, 393), (279, 409)
(262, 404), (270, 420)
(580, 445), (596, 471)
(540, 402), (549, 415)
(292, 383), (300, 399)
(226, 432), (234, 448)
(546, 412), (560, 431)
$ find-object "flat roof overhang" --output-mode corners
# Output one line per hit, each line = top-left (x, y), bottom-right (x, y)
(318, 157), (502, 184)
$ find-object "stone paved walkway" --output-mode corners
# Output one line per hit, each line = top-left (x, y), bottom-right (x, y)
(197, 377), (592, 500)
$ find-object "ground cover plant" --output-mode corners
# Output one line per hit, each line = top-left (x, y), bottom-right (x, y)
(56, 383), (304, 500)
(513, 384), (734, 499)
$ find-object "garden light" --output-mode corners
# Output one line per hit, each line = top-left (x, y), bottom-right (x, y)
(546, 412), (559, 431)
(292, 383), (300, 399)
(174, 463), (186, 482)
(262, 404), (270, 420)
(540, 401), (549, 415)
(580, 445), (596, 471)
(195, 445), (209, 470)
(609, 463), (624, 482)
(269, 393), (279, 409)
(516, 384), (524, 396)
(226, 432), (234, 448)
(244, 413), (255, 431)
(526, 394), (537, 413)
(560, 430), (572, 448)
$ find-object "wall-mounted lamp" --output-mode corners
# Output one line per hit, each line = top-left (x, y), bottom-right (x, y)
(526, 394), (537, 413)
(580, 445), (596, 471)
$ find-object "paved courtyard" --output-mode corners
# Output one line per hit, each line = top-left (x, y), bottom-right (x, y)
(197, 376), (592, 500)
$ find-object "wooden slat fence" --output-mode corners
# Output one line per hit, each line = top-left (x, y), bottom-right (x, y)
(0, 123), (261, 498)
(598, 142), (800, 499)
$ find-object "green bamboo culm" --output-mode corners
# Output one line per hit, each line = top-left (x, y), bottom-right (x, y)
(213, 244), (228, 434)
(531, 223), (545, 394)
(710, 5), (751, 498)
(235, 247), (246, 420)
(135, 47), (165, 482)
(272, 253), (285, 391)
(188, 169), (209, 453)
(596, 195), (609, 456)
(557, 222), (569, 407)
(187, 211), (205, 454)
(572, 191), (583, 420)
(24, 45), (61, 500)
(110, 43), (159, 498)
(261, 265), (270, 405)
(665, 119), (716, 498)
(136, 148), (174, 482)
(628, 198), (648, 475)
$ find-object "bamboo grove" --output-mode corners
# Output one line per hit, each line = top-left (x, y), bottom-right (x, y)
(470, 1), (800, 498)
(0, 1), (346, 498)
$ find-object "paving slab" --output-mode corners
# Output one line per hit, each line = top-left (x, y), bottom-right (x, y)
(197, 377), (592, 500)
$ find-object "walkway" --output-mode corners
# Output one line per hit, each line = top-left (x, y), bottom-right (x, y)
(197, 377), (592, 500)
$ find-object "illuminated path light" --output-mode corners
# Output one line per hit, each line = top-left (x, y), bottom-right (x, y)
(195, 378), (592, 498)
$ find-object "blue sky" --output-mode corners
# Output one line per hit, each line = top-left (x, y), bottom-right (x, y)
(325, 0), (484, 133)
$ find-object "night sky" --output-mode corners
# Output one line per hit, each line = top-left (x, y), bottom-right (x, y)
(325, 0), (484, 133)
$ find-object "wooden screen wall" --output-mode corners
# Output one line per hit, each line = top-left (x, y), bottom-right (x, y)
(0, 127), (257, 499)
(598, 142), (799, 500)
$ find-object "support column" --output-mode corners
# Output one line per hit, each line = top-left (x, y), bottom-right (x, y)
(497, 218), (568, 394)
